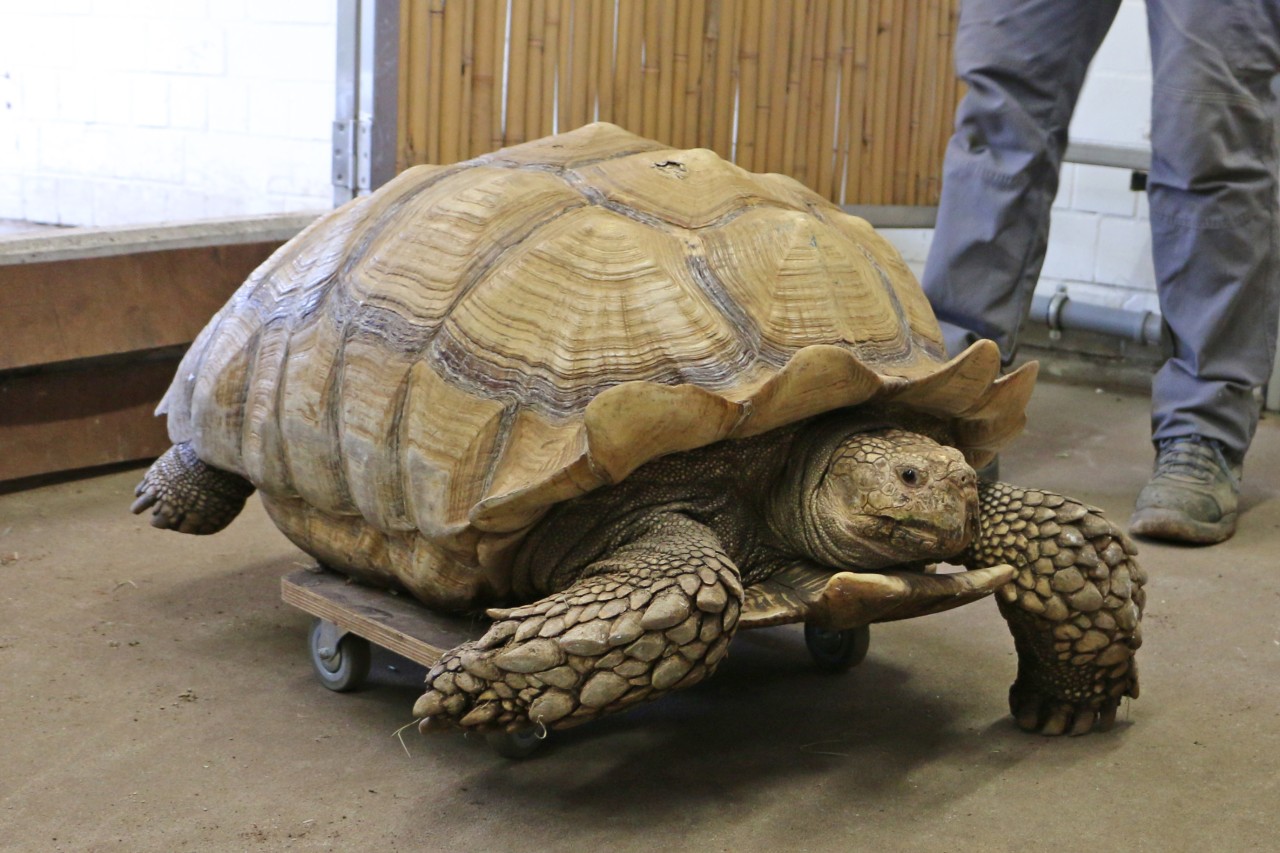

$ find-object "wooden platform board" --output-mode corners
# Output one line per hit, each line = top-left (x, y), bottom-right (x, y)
(281, 568), (489, 668)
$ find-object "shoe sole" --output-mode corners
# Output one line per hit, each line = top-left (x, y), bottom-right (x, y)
(1128, 507), (1237, 545)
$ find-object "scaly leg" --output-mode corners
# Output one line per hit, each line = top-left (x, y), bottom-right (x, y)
(414, 515), (743, 734)
(131, 442), (256, 535)
(962, 482), (1146, 736)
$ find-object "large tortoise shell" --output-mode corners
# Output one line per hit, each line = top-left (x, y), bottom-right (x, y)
(159, 123), (1035, 608)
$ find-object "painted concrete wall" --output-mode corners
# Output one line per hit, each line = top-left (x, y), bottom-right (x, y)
(0, 0), (336, 227)
(883, 0), (1160, 314)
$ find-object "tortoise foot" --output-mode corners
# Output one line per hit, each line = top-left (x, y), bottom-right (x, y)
(1009, 669), (1132, 736)
(414, 558), (742, 734)
(131, 443), (255, 535)
(999, 593), (1142, 737)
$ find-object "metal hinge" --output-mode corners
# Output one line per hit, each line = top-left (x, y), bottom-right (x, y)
(332, 120), (356, 192)
(332, 119), (374, 194)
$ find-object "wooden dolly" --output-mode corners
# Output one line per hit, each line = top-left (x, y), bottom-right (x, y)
(282, 565), (870, 757)
(280, 567), (552, 756)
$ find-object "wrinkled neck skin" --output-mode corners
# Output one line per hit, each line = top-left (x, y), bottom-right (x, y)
(764, 411), (976, 571)
(511, 407), (972, 599)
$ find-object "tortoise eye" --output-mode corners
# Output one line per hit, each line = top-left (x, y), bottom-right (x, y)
(900, 467), (919, 486)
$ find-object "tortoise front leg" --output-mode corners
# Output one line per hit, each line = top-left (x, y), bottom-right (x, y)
(413, 515), (743, 734)
(961, 482), (1146, 736)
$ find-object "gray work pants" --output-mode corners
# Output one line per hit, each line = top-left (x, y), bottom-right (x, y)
(921, 0), (1280, 459)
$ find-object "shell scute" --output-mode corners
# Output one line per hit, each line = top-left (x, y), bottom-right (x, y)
(346, 166), (586, 337)
(480, 121), (668, 169)
(188, 324), (255, 473)
(438, 205), (750, 412)
(582, 382), (749, 484)
(830, 213), (943, 353)
(483, 409), (589, 504)
(238, 319), (293, 492)
(701, 208), (920, 363)
(338, 337), (415, 531)
(399, 360), (508, 539)
(574, 146), (798, 229)
(277, 308), (354, 514)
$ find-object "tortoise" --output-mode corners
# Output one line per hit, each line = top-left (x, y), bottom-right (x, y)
(132, 123), (1144, 740)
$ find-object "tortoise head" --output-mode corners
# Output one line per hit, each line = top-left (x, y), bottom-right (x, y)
(775, 425), (979, 570)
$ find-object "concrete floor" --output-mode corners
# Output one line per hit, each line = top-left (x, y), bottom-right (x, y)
(1, 378), (1278, 851)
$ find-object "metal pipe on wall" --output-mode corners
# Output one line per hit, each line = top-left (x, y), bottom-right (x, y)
(1029, 291), (1162, 347)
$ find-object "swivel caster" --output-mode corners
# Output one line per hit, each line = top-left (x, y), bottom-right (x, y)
(485, 727), (548, 759)
(804, 623), (870, 672)
(309, 619), (372, 692)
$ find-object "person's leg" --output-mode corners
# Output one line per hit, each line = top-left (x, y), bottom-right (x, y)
(923, 0), (1122, 360)
(1130, 0), (1280, 544)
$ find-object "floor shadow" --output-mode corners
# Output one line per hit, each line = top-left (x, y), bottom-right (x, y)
(118, 551), (1128, 834)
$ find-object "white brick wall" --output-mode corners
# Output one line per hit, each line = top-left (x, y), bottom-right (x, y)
(884, 0), (1161, 316)
(0, 0), (336, 227)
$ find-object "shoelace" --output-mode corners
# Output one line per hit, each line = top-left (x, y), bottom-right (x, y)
(1153, 437), (1238, 486)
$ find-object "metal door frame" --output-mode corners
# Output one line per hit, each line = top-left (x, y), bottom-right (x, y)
(333, 0), (400, 205)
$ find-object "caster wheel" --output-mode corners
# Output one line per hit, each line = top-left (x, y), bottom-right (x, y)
(309, 619), (372, 692)
(804, 623), (870, 672)
(485, 727), (547, 759)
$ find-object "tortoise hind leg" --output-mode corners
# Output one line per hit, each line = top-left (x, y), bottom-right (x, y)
(131, 442), (255, 535)
(414, 515), (743, 734)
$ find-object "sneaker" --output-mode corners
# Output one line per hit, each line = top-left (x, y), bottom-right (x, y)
(1129, 436), (1241, 544)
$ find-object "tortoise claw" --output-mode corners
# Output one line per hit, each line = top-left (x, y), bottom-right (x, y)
(1009, 680), (1122, 737)
(1069, 710), (1097, 736)
(1040, 706), (1071, 736)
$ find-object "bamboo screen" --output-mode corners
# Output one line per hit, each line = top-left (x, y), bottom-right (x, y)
(397, 1), (963, 206)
